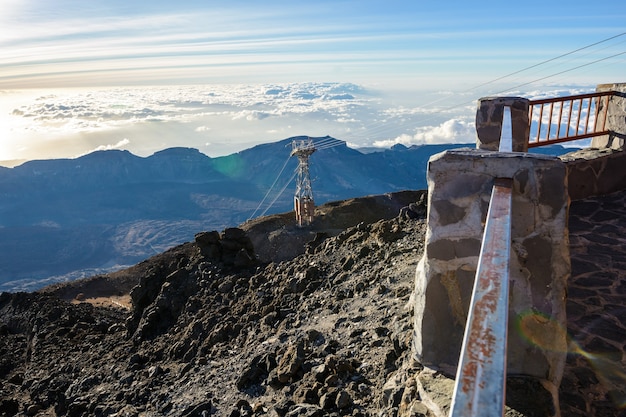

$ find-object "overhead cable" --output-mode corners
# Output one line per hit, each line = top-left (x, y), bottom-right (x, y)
(259, 168), (298, 218)
(247, 153), (292, 221)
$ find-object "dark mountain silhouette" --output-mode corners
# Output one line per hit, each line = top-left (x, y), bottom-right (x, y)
(0, 137), (572, 291)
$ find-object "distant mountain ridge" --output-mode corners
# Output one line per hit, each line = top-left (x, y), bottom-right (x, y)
(0, 137), (572, 291)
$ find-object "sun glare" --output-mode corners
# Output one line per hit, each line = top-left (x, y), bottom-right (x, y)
(0, 90), (44, 164)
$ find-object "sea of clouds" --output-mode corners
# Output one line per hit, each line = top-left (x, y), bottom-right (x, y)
(1, 82), (596, 165)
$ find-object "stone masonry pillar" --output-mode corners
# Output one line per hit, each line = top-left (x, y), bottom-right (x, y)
(591, 83), (626, 149)
(413, 149), (570, 415)
(476, 97), (530, 152)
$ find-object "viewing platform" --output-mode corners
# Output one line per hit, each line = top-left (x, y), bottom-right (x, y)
(412, 82), (626, 416)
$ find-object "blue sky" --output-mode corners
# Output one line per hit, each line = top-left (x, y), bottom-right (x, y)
(2, 0), (624, 88)
(0, 0), (624, 164)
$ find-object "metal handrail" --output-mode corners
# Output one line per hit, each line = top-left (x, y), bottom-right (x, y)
(450, 108), (514, 416)
(528, 91), (614, 148)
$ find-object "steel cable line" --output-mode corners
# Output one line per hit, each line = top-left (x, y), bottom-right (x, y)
(247, 153), (292, 221)
(492, 37), (626, 92)
(313, 137), (345, 149)
(316, 141), (345, 150)
(336, 45), (626, 147)
(464, 32), (626, 94)
(317, 140), (346, 149)
(396, 32), (626, 114)
(339, 32), (626, 145)
(316, 145), (343, 151)
(313, 137), (342, 147)
(259, 168), (298, 217)
(312, 140), (338, 149)
(487, 50), (626, 97)
(561, 51), (625, 79)
(379, 48), (626, 136)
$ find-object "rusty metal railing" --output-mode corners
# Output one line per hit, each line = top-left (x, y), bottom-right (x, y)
(450, 107), (514, 417)
(528, 91), (614, 148)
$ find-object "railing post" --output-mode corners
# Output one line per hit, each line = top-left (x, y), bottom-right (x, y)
(476, 97), (530, 152)
(591, 83), (626, 149)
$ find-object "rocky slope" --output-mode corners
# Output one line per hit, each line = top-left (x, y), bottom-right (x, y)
(0, 193), (428, 417)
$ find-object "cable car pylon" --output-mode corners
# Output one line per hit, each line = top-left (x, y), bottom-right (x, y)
(290, 137), (316, 227)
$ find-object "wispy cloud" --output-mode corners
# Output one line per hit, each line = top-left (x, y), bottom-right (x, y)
(80, 138), (130, 156)
(2, 2), (623, 89)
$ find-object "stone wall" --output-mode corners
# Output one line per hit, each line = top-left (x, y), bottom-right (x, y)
(591, 83), (626, 149)
(561, 147), (626, 200)
(413, 149), (569, 415)
(412, 84), (626, 416)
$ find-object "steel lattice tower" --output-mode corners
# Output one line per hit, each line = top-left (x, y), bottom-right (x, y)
(291, 138), (316, 226)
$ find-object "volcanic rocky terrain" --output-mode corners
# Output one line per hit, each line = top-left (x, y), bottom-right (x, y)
(0, 191), (431, 417)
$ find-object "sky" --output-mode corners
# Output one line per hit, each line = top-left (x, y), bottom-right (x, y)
(0, 0), (624, 166)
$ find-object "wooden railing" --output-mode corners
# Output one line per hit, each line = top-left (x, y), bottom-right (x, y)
(528, 91), (614, 148)
(449, 107), (514, 416)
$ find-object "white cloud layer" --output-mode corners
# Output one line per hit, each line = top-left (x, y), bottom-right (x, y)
(373, 118), (476, 148)
(8, 83), (368, 133)
(0, 82), (599, 164)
